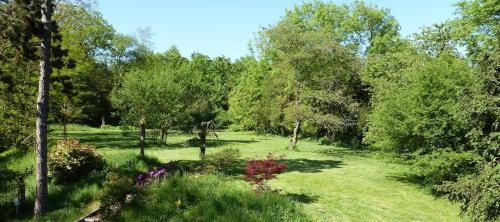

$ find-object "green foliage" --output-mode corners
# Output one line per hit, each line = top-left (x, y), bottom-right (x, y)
(205, 148), (241, 171)
(48, 139), (105, 183)
(438, 165), (500, 222)
(229, 57), (296, 135)
(317, 137), (335, 146)
(230, 14), (364, 142)
(454, 0), (500, 163)
(100, 170), (143, 218)
(0, 0), (64, 152)
(15, 125), (464, 221)
(111, 64), (183, 126)
(118, 174), (311, 222)
(259, 20), (362, 135)
(181, 137), (200, 148)
(0, 0), (498, 221)
(413, 149), (482, 186)
(228, 0), (403, 143)
(364, 52), (479, 152)
(50, 3), (122, 126)
(182, 53), (231, 132)
(110, 51), (236, 156)
(283, 0), (400, 55)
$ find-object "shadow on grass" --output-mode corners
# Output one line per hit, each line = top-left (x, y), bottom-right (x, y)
(14, 171), (106, 220)
(216, 158), (343, 176)
(283, 193), (320, 204)
(284, 158), (343, 173)
(159, 138), (258, 150)
(55, 131), (259, 151)
(387, 172), (448, 196)
(387, 172), (428, 189)
(318, 147), (372, 159)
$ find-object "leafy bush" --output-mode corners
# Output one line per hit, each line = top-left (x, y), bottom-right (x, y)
(364, 53), (479, 153)
(413, 149), (482, 186)
(48, 139), (105, 183)
(100, 171), (143, 218)
(205, 148), (240, 171)
(437, 165), (500, 222)
(245, 153), (287, 192)
(182, 137), (199, 147)
(118, 174), (311, 221)
(318, 137), (334, 145)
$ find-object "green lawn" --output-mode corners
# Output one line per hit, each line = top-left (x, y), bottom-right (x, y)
(46, 125), (464, 222)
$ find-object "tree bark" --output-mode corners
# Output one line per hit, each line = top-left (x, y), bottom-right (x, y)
(291, 120), (301, 147)
(34, 0), (52, 217)
(160, 127), (167, 143)
(139, 122), (145, 158)
(101, 116), (105, 128)
(17, 175), (25, 204)
(198, 128), (207, 158)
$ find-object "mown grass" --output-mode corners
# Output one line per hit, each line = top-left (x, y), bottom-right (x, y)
(2, 125), (466, 221)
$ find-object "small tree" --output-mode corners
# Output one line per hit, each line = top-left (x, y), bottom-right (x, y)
(181, 53), (227, 158)
(59, 97), (80, 140)
(257, 21), (361, 147)
(112, 68), (152, 158)
(112, 64), (183, 158)
(245, 153), (287, 192)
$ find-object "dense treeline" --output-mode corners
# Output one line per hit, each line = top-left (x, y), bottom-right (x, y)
(0, 0), (498, 220)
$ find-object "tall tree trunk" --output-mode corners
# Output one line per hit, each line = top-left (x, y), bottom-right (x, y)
(34, 0), (52, 217)
(198, 128), (207, 158)
(139, 122), (145, 158)
(291, 120), (301, 146)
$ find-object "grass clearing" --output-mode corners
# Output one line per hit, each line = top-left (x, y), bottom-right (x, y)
(40, 125), (465, 222)
(0, 125), (465, 221)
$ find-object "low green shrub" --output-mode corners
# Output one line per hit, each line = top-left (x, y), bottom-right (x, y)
(182, 137), (199, 147)
(412, 149), (482, 186)
(48, 139), (105, 183)
(318, 137), (334, 145)
(437, 165), (500, 222)
(100, 170), (143, 218)
(118, 174), (311, 221)
(205, 148), (240, 171)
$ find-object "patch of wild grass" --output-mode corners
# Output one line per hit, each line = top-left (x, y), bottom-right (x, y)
(118, 174), (311, 222)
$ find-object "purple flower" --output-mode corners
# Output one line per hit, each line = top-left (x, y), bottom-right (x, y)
(136, 173), (147, 185)
(135, 162), (174, 186)
(154, 168), (166, 177)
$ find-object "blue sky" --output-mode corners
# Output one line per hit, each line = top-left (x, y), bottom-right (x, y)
(96, 0), (459, 60)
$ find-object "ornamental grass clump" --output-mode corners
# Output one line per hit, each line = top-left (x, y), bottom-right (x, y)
(48, 139), (105, 183)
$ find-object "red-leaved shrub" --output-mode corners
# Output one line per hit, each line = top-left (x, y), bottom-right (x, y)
(245, 153), (287, 188)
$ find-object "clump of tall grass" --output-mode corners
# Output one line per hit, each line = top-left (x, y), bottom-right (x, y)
(118, 174), (311, 222)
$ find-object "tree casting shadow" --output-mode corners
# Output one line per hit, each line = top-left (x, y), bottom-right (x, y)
(219, 158), (343, 176)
